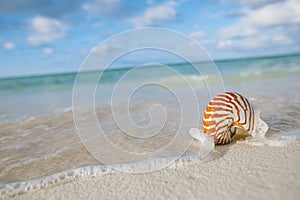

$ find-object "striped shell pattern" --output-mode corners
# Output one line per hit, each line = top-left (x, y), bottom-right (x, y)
(203, 92), (257, 145)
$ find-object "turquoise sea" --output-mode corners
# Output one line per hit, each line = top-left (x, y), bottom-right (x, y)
(1, 53), (300, 198)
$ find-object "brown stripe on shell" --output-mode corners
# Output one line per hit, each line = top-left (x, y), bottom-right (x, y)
(202, 92), (254, 145)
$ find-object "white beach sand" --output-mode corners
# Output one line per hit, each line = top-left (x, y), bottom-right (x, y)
(10, 143), (300, 200)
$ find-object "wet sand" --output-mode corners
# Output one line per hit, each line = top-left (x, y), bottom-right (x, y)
(10, 143), (300, 200)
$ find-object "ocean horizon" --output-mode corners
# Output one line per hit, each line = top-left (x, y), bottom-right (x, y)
(1, 52), (299, 80)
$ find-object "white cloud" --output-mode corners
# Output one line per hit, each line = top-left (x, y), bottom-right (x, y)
(217, 0), (300, 51)
(128, 1), (178, 27)
(242, 0), (300, 27)
(224, 0), (300, 31)
(219, 27), (257, 39)
(242, 36), (269, 49)
(27, 16), (66, 46)
(272, 34), (293, 45)
(190, 31), (206, 39)
(43, 47), (53, 55)
(217, 40), (233, 49)
(217, 34), (294, 50)
(3, 42), (15, 49)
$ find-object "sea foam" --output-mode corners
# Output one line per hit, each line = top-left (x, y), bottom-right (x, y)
(239, 129), (300, 147)
(0, 130), (215, 199)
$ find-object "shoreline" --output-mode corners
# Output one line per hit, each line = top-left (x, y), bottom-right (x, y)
(8, 143), (300, 200)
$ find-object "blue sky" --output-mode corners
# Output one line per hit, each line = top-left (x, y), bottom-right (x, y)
(0, 0), (300, 77)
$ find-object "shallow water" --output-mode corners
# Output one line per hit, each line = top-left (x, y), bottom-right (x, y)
(1, 54), (300, 198)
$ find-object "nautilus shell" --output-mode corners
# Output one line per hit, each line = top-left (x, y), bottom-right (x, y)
(203, 92), (268, 145)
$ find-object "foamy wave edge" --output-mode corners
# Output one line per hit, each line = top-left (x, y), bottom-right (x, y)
(238, 129), (300, 147)
(0, 144), (216, 199)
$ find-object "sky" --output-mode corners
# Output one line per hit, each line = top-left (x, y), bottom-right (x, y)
(0, 0), (300, 77)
